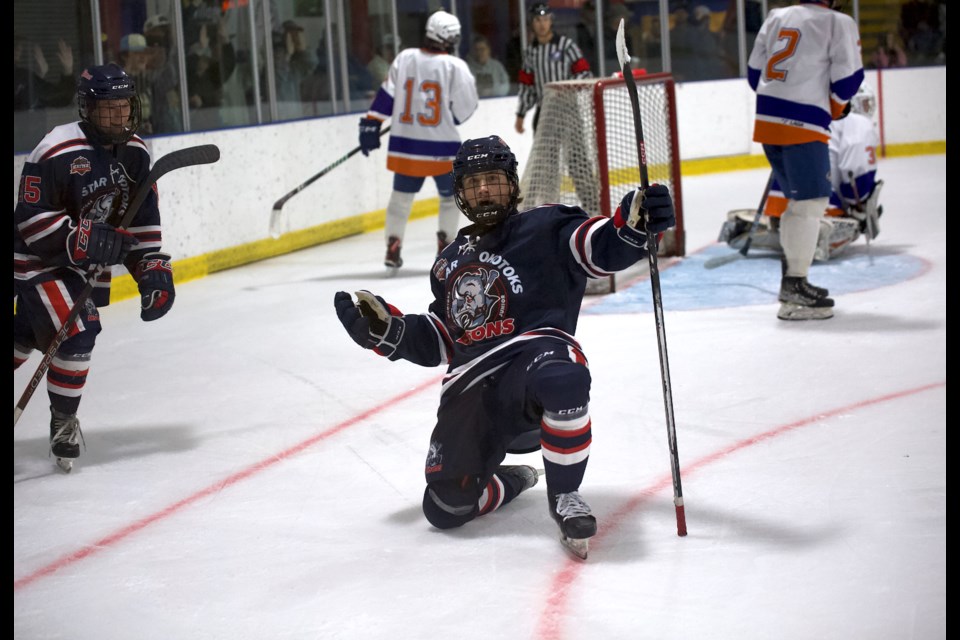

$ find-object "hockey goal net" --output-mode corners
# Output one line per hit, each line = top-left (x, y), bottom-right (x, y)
(519, 72), (685, 257)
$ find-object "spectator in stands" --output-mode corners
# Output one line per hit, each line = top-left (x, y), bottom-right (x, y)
(467, 35), (510, 97)
(14, 35), (74, 110)
(872, 31), (908, 68)
(273, 19), (316, 119)
(118, 34), (154, 134)
(367, 34), (397, 87)
(671, 5), (729, 82)
(576, 0), (599, 73)
(185, 18), (236, 130)
(143, 14), (183, 133)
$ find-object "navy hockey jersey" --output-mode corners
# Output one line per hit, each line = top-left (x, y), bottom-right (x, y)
(387, 203), (649, 387)
(14, 122), (162, 306)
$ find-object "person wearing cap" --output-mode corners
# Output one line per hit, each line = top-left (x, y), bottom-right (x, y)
(273, 19), (316, 119)
(142, 14), (182, 133)
(118, 33), (154, 133)
(514, 2), (592, 135)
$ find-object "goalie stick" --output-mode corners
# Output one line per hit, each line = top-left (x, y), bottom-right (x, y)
(14, 144), (221, 426)
(848, 170), (876, 263)
(704, 171), (775, 269)
(269, 126), (391, 239)
(616, 20), (687, 537)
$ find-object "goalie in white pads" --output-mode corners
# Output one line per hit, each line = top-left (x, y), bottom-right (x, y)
(719, 84), (883, 261)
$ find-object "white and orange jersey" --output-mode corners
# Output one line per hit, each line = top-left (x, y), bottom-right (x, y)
(366, 47), (478, 177)
(748, 2), (863, 145)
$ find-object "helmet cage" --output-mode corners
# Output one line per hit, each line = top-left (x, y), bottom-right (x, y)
(850, 85), (877, 118)
(77, 64), (142, 144)
(453, 137), (520, 226)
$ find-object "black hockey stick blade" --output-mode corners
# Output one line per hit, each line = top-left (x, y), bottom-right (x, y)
(270, 126), (390, 239)
(14, 144), (220, 426)
(703, 171), (774, 269)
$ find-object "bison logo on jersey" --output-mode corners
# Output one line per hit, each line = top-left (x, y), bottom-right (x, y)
(448, 266), (515, 345)
(425, 440), (443, 474)
(79, 191), (117, 223)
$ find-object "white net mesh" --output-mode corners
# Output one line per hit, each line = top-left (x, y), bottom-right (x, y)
(519, 73), (684, 257)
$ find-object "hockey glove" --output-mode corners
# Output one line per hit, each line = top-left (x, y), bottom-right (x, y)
(359, 118), (382, 156)
(134, 252), (175, 321)
(334, 290), (404, 358)
(614, 184), (675, 247)
(67, 220), (139, 267)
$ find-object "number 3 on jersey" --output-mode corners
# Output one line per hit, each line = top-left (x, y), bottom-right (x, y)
(399, 78), (442, 126)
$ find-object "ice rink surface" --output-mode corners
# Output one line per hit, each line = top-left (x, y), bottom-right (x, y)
(14, 155), (945, 640)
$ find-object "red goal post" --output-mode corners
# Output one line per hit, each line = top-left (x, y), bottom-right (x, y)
(519, 72), (685, 257)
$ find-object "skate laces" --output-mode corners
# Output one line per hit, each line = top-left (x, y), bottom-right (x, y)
(556, 491), (592, 519)
(51, 414), (85, 448)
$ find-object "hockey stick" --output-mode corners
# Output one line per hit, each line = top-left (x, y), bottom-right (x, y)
(703, 171), (775, 269)
(616, 20), (686, 537)
(848, 171), (875, 263)
(14, 144), (221, 426)
(269, 126), (391, 239)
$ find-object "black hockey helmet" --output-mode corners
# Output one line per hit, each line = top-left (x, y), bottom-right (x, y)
(77, 63), (141, 145)
(452, 136), (521, 227)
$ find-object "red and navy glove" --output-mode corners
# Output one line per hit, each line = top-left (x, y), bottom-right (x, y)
(334, 290), (404, 357)
(67, 220), (139, 267)
(358, 118), (382, 156)
(614, 184), (675, 247)
(134, 252), (175, 321)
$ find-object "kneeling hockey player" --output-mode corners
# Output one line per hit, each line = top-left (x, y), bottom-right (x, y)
(334, 135), (675, 559)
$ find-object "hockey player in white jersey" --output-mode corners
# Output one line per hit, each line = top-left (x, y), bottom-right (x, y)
(358, 10), (479, 272)
(748, 0), (863, 320)
(720, 84), (883, 260)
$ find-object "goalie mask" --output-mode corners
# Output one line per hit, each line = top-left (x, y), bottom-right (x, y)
(850, 83), (877, 119)
(424, 10), (461, 53)
(453, 136), (521, 227)
(77, 63), (141, 145)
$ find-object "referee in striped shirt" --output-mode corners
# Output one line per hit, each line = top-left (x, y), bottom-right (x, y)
(514, 2), (593, 134)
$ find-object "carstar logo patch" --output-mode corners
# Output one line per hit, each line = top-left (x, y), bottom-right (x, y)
(70, 157), (92, 176)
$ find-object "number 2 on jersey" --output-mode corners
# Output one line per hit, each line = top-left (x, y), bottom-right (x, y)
(399, 78), (442, 126)
(765, 28), (800, 81)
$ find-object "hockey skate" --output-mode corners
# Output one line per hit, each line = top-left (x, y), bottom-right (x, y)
(777, 276), (834, 321)
(384, 236), (403, 275)
(49, 407), (84, 473)
(496, 465), (540, 496)
(550, 491), (597, 560)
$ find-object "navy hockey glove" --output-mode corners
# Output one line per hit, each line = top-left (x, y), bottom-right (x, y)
(359, 118), (382, 156)
(134, 252), (175, 321)
(614, 184), (675, 247)
(334, 290), (404, 357)
(67, 220), (139, 267)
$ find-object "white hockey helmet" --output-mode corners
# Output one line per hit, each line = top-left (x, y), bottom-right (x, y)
(851, 83), (877, 118)
(425, 10), (461, 52)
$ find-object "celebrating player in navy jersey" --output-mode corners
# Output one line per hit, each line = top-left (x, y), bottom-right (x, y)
(335, 135), (674, 558)
(14, 63), (176, 472)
